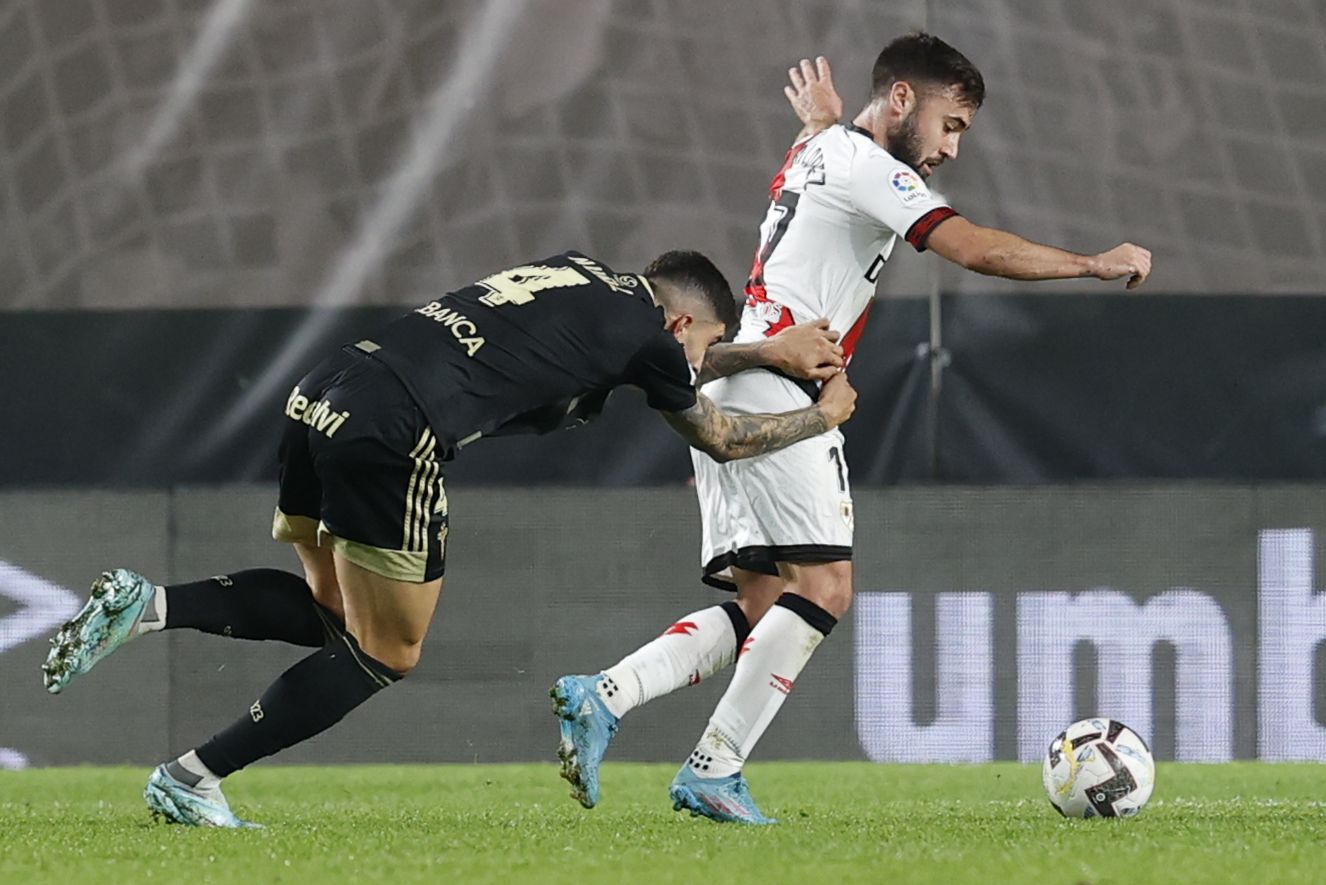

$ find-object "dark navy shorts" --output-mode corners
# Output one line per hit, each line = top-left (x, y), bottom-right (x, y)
(273, 343), (448, 583)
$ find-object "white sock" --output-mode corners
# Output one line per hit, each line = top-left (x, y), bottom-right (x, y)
(133, 585), (168, 636)
(597, 603), (748, 719)
(686, 596), (836, 779)
(165, 750), (224, 799)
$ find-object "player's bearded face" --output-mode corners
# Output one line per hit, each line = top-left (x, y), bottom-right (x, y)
(888, 88), (975, 179)
(886, 109), (928, 177)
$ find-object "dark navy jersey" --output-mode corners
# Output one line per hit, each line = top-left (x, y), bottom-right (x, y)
(363, 251), (697, 459)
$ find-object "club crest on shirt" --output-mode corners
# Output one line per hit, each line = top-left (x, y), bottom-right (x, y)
(890, 168), (926, 206)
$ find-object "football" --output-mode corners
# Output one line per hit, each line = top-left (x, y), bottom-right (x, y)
(1042, 718), (1156, 818)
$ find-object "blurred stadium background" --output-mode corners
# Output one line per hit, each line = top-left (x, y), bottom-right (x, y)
(2, 0), (1326, 772)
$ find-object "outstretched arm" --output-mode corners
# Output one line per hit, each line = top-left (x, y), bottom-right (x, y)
(785, 56), (841, 141)
(926, 215), (1153, 289)
(662, 373), (856, 462)
(696, 319), (844, 386)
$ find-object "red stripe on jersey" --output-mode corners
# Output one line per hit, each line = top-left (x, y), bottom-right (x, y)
(904, 206), (959, 252)
(745, 280), (768, 306)
(840, 302), (874, 361)
(768, 141), (808, 201)
(748, 146), (807, 296)
(745, 144), (808, 335)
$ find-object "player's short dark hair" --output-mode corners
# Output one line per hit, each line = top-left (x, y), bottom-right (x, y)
(871, 32), (984, 109)
(643, 250), (739, 331)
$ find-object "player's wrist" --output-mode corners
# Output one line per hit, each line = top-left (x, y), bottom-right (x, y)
(754, 338), (784, 372)
(800, 117), (836, 136)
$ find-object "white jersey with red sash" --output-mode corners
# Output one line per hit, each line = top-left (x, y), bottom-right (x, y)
(703, 122), (956, 414)
(691, 123), (958, 588)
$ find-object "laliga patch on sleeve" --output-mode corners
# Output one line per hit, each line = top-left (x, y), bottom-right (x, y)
(889, 168), (927, 205)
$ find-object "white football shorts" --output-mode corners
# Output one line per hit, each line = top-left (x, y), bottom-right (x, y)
(691, 411), (853, 591)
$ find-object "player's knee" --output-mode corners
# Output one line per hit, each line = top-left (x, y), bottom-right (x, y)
(735, 589), (781, 627)
(737, 597), (774, 627)
(822, 583), (854, 618)
(360, 637), (424, 675)
(826, 574), (855, 617)
(388, 646), (423, 676)
(733, 570), (785, 627)
(790, 562), (853, 619)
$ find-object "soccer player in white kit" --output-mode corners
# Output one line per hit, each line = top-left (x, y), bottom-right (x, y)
(553, 34), (1153, 824)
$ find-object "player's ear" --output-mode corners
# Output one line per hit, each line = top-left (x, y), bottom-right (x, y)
(666, 312), (694, 340)
(889, 80), (915, 115)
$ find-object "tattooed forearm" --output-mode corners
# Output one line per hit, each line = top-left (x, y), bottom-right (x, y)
(715, 407), (831, 460)
(663, 394), (829, 462)
(695, 341), (771, 386)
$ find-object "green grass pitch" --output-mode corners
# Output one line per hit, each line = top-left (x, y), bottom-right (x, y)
(3, 762), (1324, 884)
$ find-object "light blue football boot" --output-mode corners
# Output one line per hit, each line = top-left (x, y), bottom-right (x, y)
(550, 674), (619, 808)
(43, 568), (158, 694)
(669, 766), (777, 825)
(144, 765), (261, 829)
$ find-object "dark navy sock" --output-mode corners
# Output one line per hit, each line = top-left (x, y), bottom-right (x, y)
(163, 569), (341, 647)
(194, 633), (402, 777)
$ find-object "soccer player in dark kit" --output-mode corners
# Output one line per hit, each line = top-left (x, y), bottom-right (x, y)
(42, 248), (855, 827)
